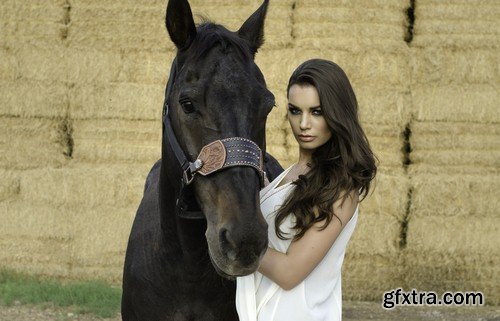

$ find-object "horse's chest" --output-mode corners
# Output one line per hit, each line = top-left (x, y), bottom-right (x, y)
(156, 277), (236, 321)
(169, 304), (218, 321)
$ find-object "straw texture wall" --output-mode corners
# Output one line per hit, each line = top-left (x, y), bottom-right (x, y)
(0, 0), (498, 305)
(403, 0), (500, 305)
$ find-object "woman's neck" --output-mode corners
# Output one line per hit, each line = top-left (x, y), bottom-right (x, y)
(297, 147), (313, 167)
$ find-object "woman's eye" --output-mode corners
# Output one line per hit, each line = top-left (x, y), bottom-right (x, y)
(180, 99), (195, 114)
(288, 106), (300, 115)
(312, 109), (323, 116)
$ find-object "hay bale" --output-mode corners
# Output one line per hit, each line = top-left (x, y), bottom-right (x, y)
(1, 163), (150, 282)
(0, 170), (20, 201)
(0, 200), (72, 278)
(411, 121), (499, 148)
(64, 49), (189, 95)
(413, 150), (498, 171)
(344, 254), (404, 301)
(0, 0), (65, 47)
(69, 83), (163, 120)
(411, 48), (499, 85)
(356, 86), (412, 127)
(18, 163), (151, 209)
(360, 168), (410, 221)
(67, 1), (170, 52)
(0, 117), (68, 169)
(363, 123), (404, 168)
(257, 49), (411, 93)
(0, 48), (18, 81)
(67, 0), (293, 52)
(69, 205), (135, 283)
(72, 119), (161, 164)
(111, 51), (174, 85)
(343, 213), (403, 301)
(404, 216), (500, 304)
(412, 84), (499, 123)
(265, 127), (286, 148)
(411, 121), (500, 168)
(266, 145), (289, 167)
(410, 164), (499, 176)
(407, 216), (498, 255)
(0, 45), (66, 83)
(0, 235), (72, 279)
(294, 0), (408, 51)
(413, 0), (500, 49)
(66, 49), (173, 86)
(348, 211), (401, 256)
(0, 200), (72, 238)
(190, 0), (294, 5)
(409, 171), (498, 219)
(295, 0), (404, 8)
(0, 79), (68, 118)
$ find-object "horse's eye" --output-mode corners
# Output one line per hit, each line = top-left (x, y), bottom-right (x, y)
(180, 99), (195, 114)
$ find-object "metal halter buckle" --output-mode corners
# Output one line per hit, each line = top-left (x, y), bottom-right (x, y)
(182, 169), (195, 185)
(183, 159), (204, 185)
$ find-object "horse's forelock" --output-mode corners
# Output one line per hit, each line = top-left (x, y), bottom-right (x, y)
(186, 23), (253, 63)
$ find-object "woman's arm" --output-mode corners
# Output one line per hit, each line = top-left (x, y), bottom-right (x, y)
(257, 189), (359, 291)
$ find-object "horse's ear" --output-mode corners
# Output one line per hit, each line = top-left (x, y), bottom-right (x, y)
(238, 0), (269, 55)
(166, 0), (197, 50)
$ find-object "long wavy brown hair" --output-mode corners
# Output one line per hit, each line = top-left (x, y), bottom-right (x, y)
(275, 59), (378, 241)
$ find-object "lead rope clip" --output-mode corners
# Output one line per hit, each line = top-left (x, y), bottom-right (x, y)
(183, 159), (204, 185)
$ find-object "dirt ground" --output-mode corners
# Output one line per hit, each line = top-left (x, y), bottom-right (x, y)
(0, 301), (498, 321)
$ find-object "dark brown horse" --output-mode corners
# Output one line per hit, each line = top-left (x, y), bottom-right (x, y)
(121, 0), (283, 320)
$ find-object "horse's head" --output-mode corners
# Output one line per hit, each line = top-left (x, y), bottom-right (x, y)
(164, 0), (274, 277)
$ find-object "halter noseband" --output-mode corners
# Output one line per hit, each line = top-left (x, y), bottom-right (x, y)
(162, 58), (266, 219)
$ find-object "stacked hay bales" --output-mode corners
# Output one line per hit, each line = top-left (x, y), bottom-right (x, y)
(63, 0), (168, 281)
(0, 0), (72, 277)
(0, 0), (166, 281)
(405, 0), (500, 305)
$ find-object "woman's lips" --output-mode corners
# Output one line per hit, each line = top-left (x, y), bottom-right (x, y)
(298, 135), (315, 142)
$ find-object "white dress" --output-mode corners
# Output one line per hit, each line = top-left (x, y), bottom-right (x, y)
(236, 165), (359, 321)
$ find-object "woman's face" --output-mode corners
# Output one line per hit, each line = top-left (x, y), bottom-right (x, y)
(287, 84), (332, 151)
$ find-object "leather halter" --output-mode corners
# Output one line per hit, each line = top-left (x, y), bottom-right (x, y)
(162, 58), (266, 220)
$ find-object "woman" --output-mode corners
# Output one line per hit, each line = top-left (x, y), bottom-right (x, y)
(236, 59), (377, 321)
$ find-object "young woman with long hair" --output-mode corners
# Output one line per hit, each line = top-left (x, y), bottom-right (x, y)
(236, 59), (377, 321)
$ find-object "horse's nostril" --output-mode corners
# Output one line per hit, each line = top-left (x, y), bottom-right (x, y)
(220, 228), (239, 261)
(222, 230), (236, 261)
(227, 249), (236, 261)
(220, 228), (237, 249)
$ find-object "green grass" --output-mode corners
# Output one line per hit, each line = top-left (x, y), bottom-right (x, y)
(0, 269), (121, 318)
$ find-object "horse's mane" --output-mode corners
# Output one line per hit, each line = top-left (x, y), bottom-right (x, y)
(187, 22), (253, 61)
